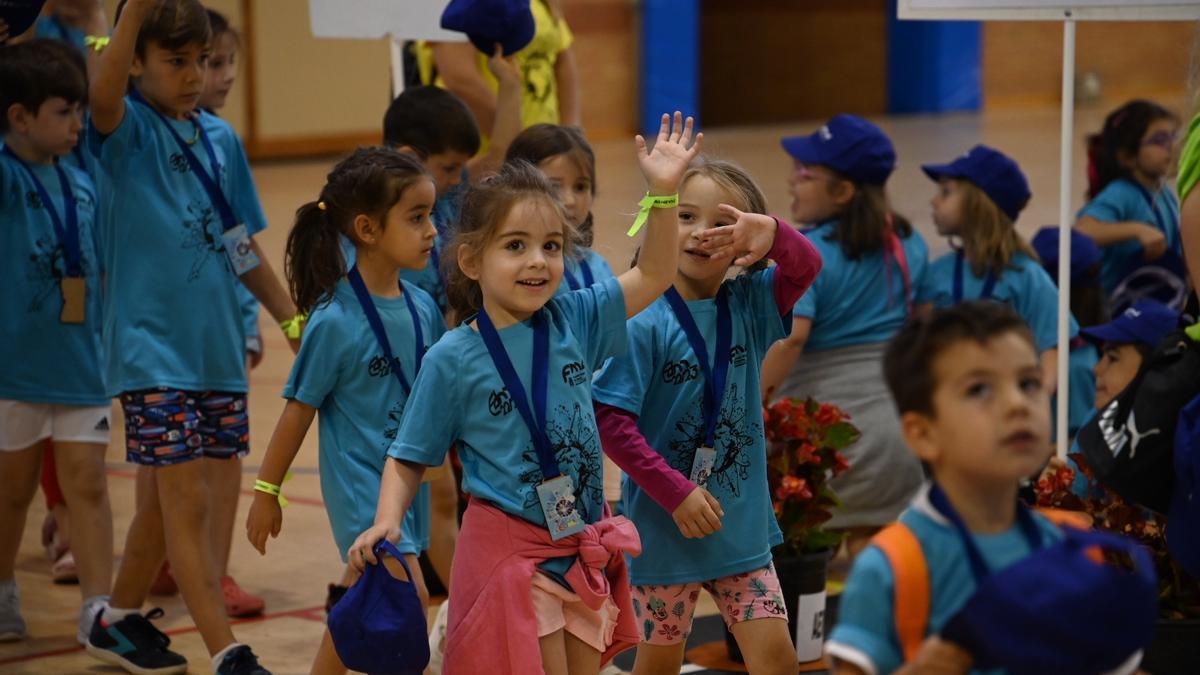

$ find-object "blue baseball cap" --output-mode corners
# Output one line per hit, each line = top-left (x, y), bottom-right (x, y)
(328, 540), (429, 674)
(1080, 299), (1180, 349)
(1031, 227), (1102, 283)
(922, 145), (1031, 222)
(441, 0), (535, 57)
(781, 114), (896, 185)
(1169, 393), (1200, 579)
(0, 1), (46, 40)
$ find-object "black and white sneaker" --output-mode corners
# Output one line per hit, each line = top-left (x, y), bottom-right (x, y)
(215, 645), (271, 675)
(85, 608), (187, 675)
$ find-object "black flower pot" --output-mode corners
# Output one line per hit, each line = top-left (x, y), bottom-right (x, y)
(725, 549), (832, 664)
(1141, 618), (1200, 674)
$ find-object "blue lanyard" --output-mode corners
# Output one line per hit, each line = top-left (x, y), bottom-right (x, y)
(1131, 182), (1168, 234)
(927, 482), (1043, 583)
(3, 146), (81, 277)
(664, 287), (732, 448)
(130, 90), (238, 230)
(346, 266), (425, 396)
(476, 306), (558, 479)
(562, 257), (595, 291)
(953, 251), (997, 303)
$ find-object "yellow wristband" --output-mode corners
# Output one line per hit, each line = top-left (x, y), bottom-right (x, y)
(84, 36), (110, 53)
(279, 313), (307, 339)
(254, 479), (289, 507)
(626, 193), (679, 238)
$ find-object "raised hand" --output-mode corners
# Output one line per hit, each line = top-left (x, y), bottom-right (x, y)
(486, 43), (520, 89)
(697, 204), (779, 267)
(636, 111), (703, 196)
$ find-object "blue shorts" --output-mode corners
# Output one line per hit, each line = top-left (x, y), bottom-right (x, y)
(120, 388), (249, 466)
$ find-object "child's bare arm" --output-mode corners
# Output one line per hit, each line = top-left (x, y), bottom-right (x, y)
(467, 46), (521, 181)
(348, 458), (427, 569)
(239, 239), (300, 352)
(246, 399), (316, 554)
(90, 0), (154, 134)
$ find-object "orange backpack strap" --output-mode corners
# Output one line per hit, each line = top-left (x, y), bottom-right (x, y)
(870, 522), (929, 664)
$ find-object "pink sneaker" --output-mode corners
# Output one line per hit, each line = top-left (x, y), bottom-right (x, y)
(221, 576), (265, 618)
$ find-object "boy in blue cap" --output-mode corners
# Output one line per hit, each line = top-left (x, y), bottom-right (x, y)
(829, 302), (1155, 675)
(917, 144), (1078, 394)
(763, 113), (929, 546)
(1082, 298), (1180, 413)
(1031, 226), (1105, 440)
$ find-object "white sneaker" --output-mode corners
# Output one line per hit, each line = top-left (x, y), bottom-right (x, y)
(0, 579), (26, 642)
(78, 596), (109, 645)
(426, 600), (450, 675)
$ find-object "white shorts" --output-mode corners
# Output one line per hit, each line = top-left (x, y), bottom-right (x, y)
(0, 400), (113, 451)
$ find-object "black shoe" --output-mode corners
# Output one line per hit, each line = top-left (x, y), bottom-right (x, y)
(325, 583), (349, 614)
(85, 608), (187, 675)
(215, 645), (271, 675)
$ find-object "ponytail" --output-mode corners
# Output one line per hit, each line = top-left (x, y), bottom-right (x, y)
(283, 146), (432, 314)
(826, 180), (912, 260)
(285, 200), (346, 314)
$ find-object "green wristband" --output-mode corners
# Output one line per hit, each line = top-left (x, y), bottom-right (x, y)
(626, 192), (679, 237)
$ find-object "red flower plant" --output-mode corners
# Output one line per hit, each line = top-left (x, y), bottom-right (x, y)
(765, 397), (859, 556)
(1035, 454), (1200, 619)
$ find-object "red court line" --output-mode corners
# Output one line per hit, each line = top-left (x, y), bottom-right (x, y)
(0, 604), (327, 666)
(105, 468), (326, 507)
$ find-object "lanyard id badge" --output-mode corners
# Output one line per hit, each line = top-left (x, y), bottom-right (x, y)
(477, 307), (585, 540)
(131, 92), (260, 275)
(60, 277), (86, 324)
(664, 287), (732, 486)
(346, 266), (425, 396)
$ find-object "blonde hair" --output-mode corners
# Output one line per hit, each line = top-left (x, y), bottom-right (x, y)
(956, 180), (1038, 278)
(681, 157), (768, 216)
(443, 160), (578, 324)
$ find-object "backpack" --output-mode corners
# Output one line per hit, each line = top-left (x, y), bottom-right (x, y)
(1076, 324), (1200, 514)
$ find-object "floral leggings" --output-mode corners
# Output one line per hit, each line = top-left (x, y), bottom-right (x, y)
(630, 563), (788, 645)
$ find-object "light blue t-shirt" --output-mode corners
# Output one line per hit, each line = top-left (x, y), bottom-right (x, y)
(282, 279), (445, 559)
(917, 251), (1078, 353)
(387, 278), (627, 574)
(793, 222), (928, 352)
(828, 487), (1063, 675)
(592, 269), (787, 585)
(87, 100), (268, 395)
(1066, 342), (1098, 439)
(555, 248), (616, 297)
(237, 284), (260, 344)
(1077, 178), (1182, 294)
(0, 148), (106, 406)
(35, 15), (87, 53)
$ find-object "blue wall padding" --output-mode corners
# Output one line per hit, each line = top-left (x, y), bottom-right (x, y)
(887, 0), (982, 114)
(640, 0), (700, 135)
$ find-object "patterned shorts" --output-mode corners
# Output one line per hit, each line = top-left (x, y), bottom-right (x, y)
(631, 563), (788, 645)
(121, 388), (249, 466)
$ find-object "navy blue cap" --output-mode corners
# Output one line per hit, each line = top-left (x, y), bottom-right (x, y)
(1031, 227), (1102, 283)
(922, 145), (1031, 222)
(441, 0), (535, 57)
(781, 114), (896, 185)
(0, 1), (46, 40)
(1169, 392), (1200, 579)
(328, 540), (429, 674)
(1080, 299), (1180, 349)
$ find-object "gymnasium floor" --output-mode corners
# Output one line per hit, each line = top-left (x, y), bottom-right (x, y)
(0, 102), (1146, 673)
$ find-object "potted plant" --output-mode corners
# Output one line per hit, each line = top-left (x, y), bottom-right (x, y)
(726, 397), (858, 664)
(1036, 455), (1200, 675)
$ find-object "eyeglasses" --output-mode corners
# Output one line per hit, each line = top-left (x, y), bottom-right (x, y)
(1142, 131), (1177, 148)
(791, 162), (829, 183)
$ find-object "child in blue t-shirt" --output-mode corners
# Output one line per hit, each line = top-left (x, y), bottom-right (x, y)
(760, 114), (927, 540)
(505, 123), (616, 296)
(917, 145), (1079, 395)
(349, 112), (702, 674)
(1031, 227), (1106, 441)
(0, 37), (113, 648)
(593, 157), (822, 674)
(1075, 100), (1185, 312)
(245, 147), (444, 674)
(828, 303), (1064, 675)
(84, 2), (299, 673)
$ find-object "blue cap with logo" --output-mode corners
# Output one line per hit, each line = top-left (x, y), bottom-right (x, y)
(922, 145), (1031, 222)
(781, 114), (896, 185)
(441, 0), (535, 56)
(1080, 299), (1180, 349)
(1031, 227), (1102, 283)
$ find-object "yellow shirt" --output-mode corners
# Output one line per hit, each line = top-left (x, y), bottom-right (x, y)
(419, 0), (574, 139)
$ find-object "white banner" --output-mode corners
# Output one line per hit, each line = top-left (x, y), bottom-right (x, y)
(900, 0), (1200, 20)
(308, 0), (467, 41)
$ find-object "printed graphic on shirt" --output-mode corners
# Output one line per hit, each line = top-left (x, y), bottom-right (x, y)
(561, 361), (587, 386)
(22, 191), (96, 313)
(517, 401), (603, 521)
(489, 387), (514, 417)
(169, 152), (189, 174)
(382, 399), (406, 445)
(666, 383), (758, 499)
(662, 358), (700, 385)
(180, 201), (227, 282)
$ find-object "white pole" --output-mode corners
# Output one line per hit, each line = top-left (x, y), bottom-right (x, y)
(389, 36), (406, 99)
(1056, 14), (1076, 460)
